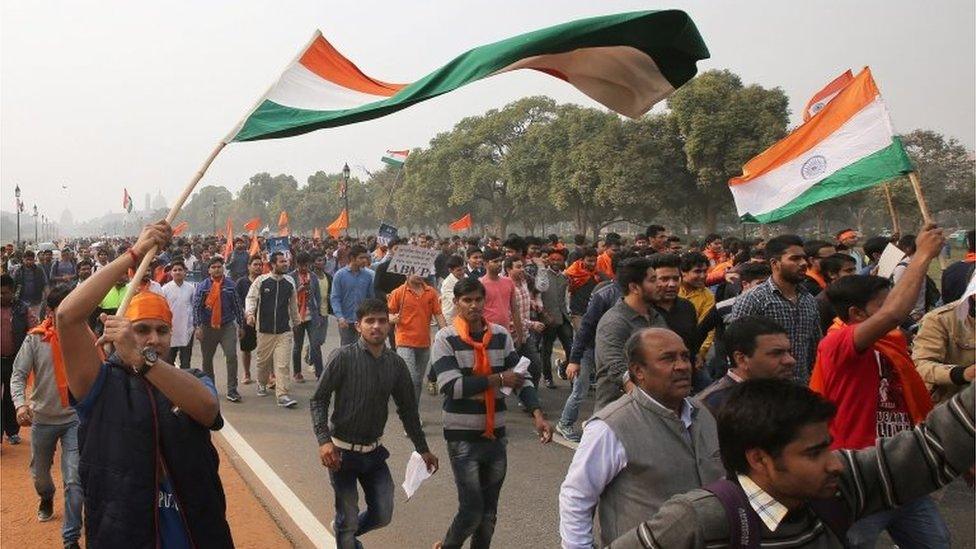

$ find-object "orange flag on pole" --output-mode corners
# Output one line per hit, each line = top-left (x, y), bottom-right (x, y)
(278, 211), (289, 236)
(449, 213), (472, 231)
(172, 221), (189, 236)
(223, 217), (234, 258)
(243, 217), (261, 232)
(327, 209), (349, 238)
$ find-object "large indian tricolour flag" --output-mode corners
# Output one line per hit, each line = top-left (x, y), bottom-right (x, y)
(226, 10), (709, 142)
(382, 150), (409, 167)
(729, 68), (913, 224)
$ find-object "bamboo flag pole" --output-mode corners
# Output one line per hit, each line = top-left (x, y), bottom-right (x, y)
(116, 141), (228, 317)
(907, 171), (947, 269)
(881, 183), (901, 235)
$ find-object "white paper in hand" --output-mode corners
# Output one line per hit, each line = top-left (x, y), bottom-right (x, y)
(875, 243), (906, 279)
(500, 356), (532, 396)
(402, 451), (432, 500)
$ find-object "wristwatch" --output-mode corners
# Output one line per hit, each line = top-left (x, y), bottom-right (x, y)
(135, 346), (159, 376)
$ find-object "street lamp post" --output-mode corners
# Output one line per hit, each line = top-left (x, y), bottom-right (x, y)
(14, 185), (21, 250)
(211, 197), (217, 235)
(32, 205), (38, 244)
(342, 163), (350, 236)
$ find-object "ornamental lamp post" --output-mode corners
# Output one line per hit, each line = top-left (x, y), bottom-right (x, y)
(32, 204), (38, 244)
(211, 197), (217, 235)
(14, 185), (21, 250)
(342, 163), (350, 236)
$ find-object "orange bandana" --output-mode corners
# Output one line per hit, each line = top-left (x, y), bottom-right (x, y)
(206, 276), (224, 328)
(453, 315), (496, 439)
(564, 259), (598, 292)
(965, 252), (976, 263)
(806, 268), (827, 289)
(810, 318), (933, 424)
(28, 317), (69, 407)
(124, 291), (173, 325)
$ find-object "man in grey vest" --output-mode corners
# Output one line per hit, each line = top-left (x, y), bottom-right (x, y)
(558, 327), (724, 548)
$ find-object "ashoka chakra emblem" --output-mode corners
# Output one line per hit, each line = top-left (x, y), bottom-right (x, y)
(801, 155), (827, 180)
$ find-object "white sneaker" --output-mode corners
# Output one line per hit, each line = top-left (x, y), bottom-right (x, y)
(256, 384), (268, 397)
(277, 395), (298, 408)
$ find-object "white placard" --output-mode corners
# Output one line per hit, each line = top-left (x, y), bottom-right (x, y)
(387, 245), (439, 278)
(401, 451), (432, 500)
(875, 243), (906, 279)
(500, 356), (532, 396)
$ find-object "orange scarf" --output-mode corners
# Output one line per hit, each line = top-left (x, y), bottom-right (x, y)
(703, 248), (727, 267)
(596, 252), (615, 279)
(806, 268), (827, 289)
(28, 317), (69, 407)
(965, 252), (976, 263)
(564, 259), (597, 292)
(205, 276), (224, 328)
(297, 270), (310, 319)
(453, 315), (496, 439)
(810, 318), (933, 424)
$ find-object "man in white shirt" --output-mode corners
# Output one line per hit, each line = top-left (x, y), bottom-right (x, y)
(558, 327), (723, 548)
(439, 255), (465, 323)
(161, 261), (195, 368)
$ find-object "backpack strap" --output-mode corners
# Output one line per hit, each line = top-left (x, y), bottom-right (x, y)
(703, 479), (762, 549)
(808, 498), (853, 542)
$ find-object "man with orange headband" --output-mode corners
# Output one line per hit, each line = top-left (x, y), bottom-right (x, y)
(10, 284), (82, 549)
(56, 220), (233, 548)
(835, 228), (866, 272)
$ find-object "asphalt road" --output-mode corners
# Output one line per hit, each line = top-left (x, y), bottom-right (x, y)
(197, 317), (973, 549)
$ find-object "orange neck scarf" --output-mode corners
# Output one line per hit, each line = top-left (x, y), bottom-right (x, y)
(564, 259), (597, 292)
(806, 268), (827, 289)
(28, 317), (69, 407)
(965, 252), (976, 263)
(596, 252), (615, 279)
(810, 318), (933, 424)
(453, 315), (496, 439)
(297, 270), (310, 319)
(206, 276), (223, 328)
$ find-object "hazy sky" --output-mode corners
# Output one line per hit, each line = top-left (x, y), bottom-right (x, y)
(3, 0), (974, 222)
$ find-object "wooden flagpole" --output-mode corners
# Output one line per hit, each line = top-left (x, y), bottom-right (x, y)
(907, 171), (947, 269)
(881, 183), (900, 235)
(116, 141), (228, 316)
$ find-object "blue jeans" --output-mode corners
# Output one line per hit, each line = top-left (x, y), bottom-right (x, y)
(293, 318), (324, 378)
(396, 346), (431, 406)
(846, 495), (950, 548)
(328, 445), (394, 549)
(31, 420), (83, 544)
(442, 438), (507, 549)
(559, 348), (594, 428)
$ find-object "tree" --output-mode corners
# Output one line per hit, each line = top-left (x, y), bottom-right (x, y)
(667, 70), (790, 232)
(181, 185), (233, 234)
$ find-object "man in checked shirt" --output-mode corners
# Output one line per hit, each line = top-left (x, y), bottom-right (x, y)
(729, 234), (822, 384)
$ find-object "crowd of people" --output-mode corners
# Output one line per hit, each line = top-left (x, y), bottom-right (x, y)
(1, 219), (973, 548)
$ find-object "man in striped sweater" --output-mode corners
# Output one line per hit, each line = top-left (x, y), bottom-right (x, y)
(431, 277), (553, 549)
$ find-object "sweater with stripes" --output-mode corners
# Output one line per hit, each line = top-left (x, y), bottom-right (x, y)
(431, 322), (540, 442)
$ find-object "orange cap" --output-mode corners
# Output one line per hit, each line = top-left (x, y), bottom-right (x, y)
(124, 291), (173, 325)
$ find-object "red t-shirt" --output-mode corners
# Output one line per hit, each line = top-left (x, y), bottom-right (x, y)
(815, 325), (912, 450)
(479, 275), (515, 329)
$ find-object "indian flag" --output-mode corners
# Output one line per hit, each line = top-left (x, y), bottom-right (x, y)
(226, 10), (709, 142)
(382, 150), (409, 167)
(729, 68), (913, 224)
(122, 188), (133, 213)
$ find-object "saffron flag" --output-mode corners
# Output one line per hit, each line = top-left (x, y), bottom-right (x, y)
(729, 68), (913, 224)
(172, 221), (189, 236)
(327, 209), (349, 238)
(277, 211), (289, 236)
(225, 11), (709, 142)
(122, 189), (133, 213)
(223, 217), (234, 258)
(803, 69), (854, 121)
(382, 150), (409, 167)
(243, 217), (261, 232)
(449, 213), (473, 231)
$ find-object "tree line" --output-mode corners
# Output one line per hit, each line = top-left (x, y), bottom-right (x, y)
(164, 69), (974, 240)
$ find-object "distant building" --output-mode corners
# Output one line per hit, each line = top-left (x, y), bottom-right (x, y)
(152, 191), (167, 210)
(144, 193), (151, 212)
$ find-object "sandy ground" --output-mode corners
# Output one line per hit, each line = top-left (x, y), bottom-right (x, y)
(0, 427), (293, 548)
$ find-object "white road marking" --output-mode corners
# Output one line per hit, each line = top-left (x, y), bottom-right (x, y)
(219, 418), (336, 549)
